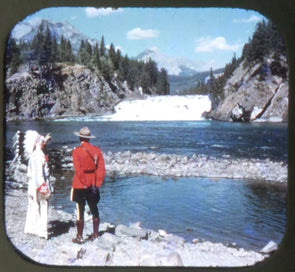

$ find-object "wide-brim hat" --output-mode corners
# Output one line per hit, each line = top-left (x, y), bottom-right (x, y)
(74, 127), (95, 138)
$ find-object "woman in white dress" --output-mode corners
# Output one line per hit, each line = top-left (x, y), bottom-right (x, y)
(24, 130), (51, 239)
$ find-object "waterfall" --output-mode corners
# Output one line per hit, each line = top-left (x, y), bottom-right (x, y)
(101, 95), (212, 121)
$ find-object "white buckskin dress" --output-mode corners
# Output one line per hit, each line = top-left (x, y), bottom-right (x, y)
(24, 141), (50, 239)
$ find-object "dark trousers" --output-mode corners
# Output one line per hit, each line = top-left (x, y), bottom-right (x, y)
(71, 187), (100, 220)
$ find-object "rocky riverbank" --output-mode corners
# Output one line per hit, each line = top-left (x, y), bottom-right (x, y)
(54, 147), (288, 183)
(6, 147), (287, 192)
(5, 187), (270, 267)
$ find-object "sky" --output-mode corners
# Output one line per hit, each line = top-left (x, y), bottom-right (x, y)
(21, 7), (265, 70)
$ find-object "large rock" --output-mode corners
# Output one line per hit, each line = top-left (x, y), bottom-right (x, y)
(208, 56), (288, 122)
(5, 64), (144, 121)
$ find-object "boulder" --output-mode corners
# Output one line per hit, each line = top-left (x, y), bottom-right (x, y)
(208, 57), (288, 122)
(115, 224), (148, 239)
(259, 240), (278, 254)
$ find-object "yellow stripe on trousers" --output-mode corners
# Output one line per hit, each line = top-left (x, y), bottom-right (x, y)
(70, 188), (82, 220)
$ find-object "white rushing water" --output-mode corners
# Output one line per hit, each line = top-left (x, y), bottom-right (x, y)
(102, 95), (211, 121)
(55, 95), (211, 122)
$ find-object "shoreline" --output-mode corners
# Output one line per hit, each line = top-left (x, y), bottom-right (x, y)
(4, 187), (269, 267)
(61, 150), (287, 184)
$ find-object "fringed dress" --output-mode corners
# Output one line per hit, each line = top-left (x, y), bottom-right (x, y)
(24, 146), (50, 239)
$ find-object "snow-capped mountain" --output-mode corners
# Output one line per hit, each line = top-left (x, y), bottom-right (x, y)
(135, 47), (200, 76)
(11, 18), (98, 54)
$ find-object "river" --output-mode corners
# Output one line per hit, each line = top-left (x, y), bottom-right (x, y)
(5, 120), (287, 251)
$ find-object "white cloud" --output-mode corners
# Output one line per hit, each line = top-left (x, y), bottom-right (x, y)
(195, 36), (240, 53)
(127, 28), (160, 40)
(232, 15), (262, 23)
(85, 7), (123, 18)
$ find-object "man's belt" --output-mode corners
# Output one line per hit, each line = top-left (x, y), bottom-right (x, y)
(84, 169), (95, 173)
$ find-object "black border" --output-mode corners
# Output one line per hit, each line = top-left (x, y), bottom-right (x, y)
(1, 1), (295, 272)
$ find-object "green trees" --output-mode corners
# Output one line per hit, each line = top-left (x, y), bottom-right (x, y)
(27, 20), (75, 65)
(31, 22), (52, 65)
(78, 39), (92, 65)
(242, 19), (286, 65)
(92, 42), (101, 69)
(59, 36), (75, 63)
(6, 37), (21, 74)
(157, 68), (170, 95)
(208, 55), (241, 109)
(6, 21), (169, 95)
(189, 19), (287, 110)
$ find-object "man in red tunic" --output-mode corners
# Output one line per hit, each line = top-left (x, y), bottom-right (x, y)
(71, 127), (105, 244)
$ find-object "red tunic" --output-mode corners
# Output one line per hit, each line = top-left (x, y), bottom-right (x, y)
(72, 141), (105, 189)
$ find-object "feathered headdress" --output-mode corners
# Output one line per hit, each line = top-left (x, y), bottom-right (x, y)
(23, 130), (51, 160)
(10, 130), (51, 163)
(23, 130), (42, 160)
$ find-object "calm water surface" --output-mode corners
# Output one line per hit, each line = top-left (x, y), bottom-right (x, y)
(5, 120), (288, 251)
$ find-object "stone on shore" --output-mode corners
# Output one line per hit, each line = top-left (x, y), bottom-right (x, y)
(6, 148), (287, 191)
(4, 187), (267, 267)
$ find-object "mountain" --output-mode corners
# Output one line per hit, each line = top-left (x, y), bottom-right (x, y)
(11, 18), (98, 54)
(135, 47), (201, 77)
(11, 19), (211, 93)
(135, 47), (226, 93)
(169, 68), (224, 94)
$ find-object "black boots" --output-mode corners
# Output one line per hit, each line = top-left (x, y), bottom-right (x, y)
(72, 220), (84, 244)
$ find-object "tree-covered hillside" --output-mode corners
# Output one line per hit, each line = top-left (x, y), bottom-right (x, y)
(6, 19), (169, 96)
(205, 19), (288, 122)
(187, 19), (287, 111)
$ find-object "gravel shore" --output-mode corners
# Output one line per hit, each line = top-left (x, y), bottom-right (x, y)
(4, 187), (268, 267)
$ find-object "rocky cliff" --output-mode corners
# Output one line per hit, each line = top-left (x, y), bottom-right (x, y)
(5, 63), (145, 121)
(206, 54), (288, 122)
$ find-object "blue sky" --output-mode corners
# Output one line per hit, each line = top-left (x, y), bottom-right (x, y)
(22, 7), (264, 70)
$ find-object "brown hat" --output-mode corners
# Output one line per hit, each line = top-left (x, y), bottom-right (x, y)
(74, 127), (95, 138)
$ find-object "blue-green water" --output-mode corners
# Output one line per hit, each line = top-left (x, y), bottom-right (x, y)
(5, 120), (288, 251)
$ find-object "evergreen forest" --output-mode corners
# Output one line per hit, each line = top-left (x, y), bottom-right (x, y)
(6, 20), (170, 96)
(182, 19), (287, 109)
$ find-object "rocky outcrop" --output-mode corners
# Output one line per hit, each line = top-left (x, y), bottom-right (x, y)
(5, 64), (145, 120)
(207, 55), (288, 122)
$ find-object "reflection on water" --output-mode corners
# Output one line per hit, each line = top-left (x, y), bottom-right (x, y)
(5, 120), (288, 161)
(52, 173), (286, 251)
(6, 120), (287, 251)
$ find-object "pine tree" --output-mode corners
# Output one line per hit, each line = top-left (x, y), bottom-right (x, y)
(139, 71), (151, 94)
(6, 37), (21, 74)
(85, 40), (92, 58)
(156, 68), (170, 95)
(51, 36), (58, 63)
(100, 57), (114, 82)
(208, 67), (214, 87)
(145, 58), (158, 85)
(120, 55), (130, 81)
(100, 35), (106, 57)
(115, 49), (122, 71)
(66, 40), (75, 63)
(242, 19), (286, 64)
(108, 43), (117, 69)
(92, 42), (101, 69)
(32, 21), (54, 65)
(39, 25), (52, 64)
(78, 39), (91, 65)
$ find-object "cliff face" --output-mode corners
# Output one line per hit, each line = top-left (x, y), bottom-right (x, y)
(207, 55), (288, 122)
(5, 64), (144, 120)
